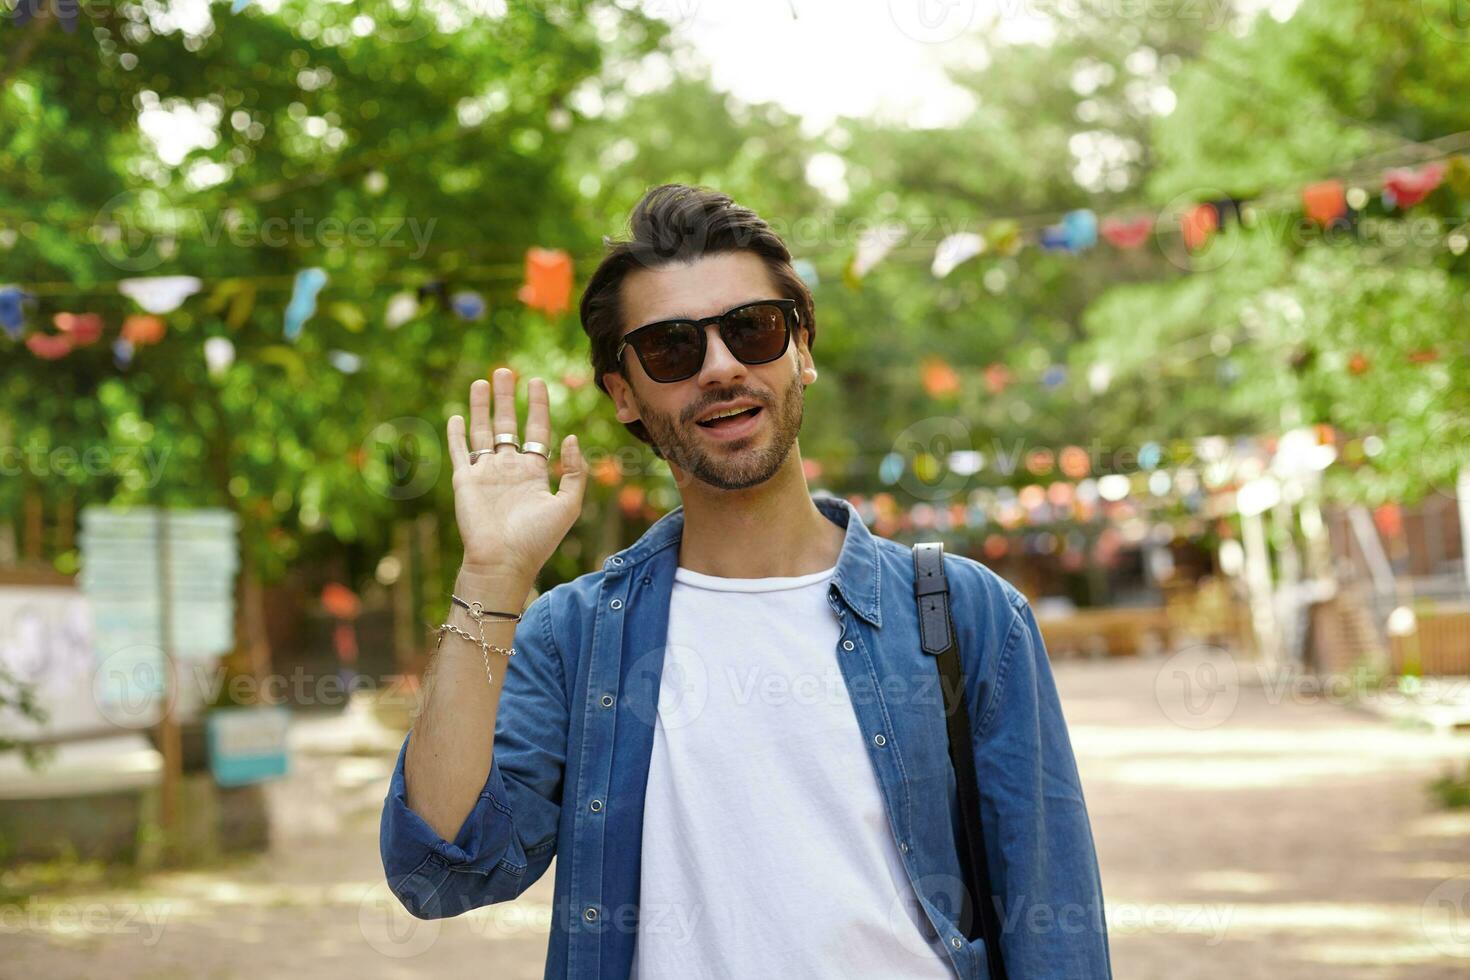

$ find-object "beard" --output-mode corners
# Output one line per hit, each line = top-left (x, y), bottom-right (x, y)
(635, 365), (805, 491)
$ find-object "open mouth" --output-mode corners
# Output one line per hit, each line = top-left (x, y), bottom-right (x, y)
(695, 406), (763, 431)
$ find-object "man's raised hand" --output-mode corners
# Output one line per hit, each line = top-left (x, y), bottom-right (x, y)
(447, 367), (587, 584)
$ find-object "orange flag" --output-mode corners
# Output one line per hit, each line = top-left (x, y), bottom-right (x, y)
(518, 247), (573, 316)
(921, 356), (961, 397)
(1302, 180), (1347, 225)
(1181, 204), (1218, 252)
(122, 314), (167, 345)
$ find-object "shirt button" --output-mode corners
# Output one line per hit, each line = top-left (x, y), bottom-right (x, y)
(898, 841), (909, 853)
(584, 907), (598, 922)
(841, 639), (855, 651)
(950, 936), (962, 949)
(589, 799), (603, 813)
(600, 694), (615, 708)
(873, 733), (886, 747)
(610, 556), (624, 565)
(610, 598), (623, 610)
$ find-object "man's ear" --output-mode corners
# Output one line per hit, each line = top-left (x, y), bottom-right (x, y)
(602, 370), (641, 424)
(795, 328), (816, 382)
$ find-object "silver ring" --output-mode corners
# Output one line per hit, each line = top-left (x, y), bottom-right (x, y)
(468, 449), (493, 464)
(520, 441), (550, 459)
(493, 432), (520, 451)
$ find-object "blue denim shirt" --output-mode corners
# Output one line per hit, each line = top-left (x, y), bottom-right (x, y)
(380, 494), (1111, 979)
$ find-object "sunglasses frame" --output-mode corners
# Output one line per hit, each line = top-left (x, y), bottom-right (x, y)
(616, 298), (800, 383)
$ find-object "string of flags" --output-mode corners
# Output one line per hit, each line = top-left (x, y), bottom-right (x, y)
(843, 154), (1470, 285)
(0, 246), (576, 370)
(3, 147), (1465, 378)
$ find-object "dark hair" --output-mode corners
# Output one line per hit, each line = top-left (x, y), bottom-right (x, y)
(579, 183), (816, 456)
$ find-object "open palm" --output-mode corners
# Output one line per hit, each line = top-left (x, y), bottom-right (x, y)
(447, 368), (587, 581)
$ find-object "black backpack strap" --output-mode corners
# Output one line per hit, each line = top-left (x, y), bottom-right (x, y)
(914, 541), (1008, 980)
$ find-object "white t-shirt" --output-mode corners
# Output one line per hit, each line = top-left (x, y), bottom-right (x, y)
(629, 563), (953, 979)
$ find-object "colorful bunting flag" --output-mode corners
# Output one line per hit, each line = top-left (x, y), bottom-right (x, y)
(844, 222), (906, 288)
(1100, 215), (1152, 250)
(517, 247), (574, 316)
(1302, 180), (1347, 225)
(451, 290), (487, 322)
(1038, 225), (1071, 252)
(284, 267), (328, 341)
(204, 337), (236, 378)
(12, 0), (80, 32)
(0, 286), (33, 339)
(1181, 203), (1218, 252)
(26, 333), (73, 359)
(984, 219), (1022, 257)
(117, 275), (202, 314)
(792, 258), (820, 289)
(1382, 162), (1446, 210)
(920, 356), (961, 397)
(385, 291), (418, 329)
(121, 314), (166, 345)
(328, 350), (362, 374)
(53, 312), (103, 345)
(930, 232), (985, 278)
(1062, 209), (1098, 251)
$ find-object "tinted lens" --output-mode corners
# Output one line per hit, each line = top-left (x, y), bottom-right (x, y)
(634, 321), (704, 382)
(721, 304), (789, 363)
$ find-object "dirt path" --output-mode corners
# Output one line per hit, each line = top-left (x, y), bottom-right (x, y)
(4, 654), (1468, 978)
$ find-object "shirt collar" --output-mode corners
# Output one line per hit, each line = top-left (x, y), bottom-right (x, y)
(605, 493), (884, 627)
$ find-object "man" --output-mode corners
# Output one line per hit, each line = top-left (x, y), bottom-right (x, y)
(380, 184), (1111, 979)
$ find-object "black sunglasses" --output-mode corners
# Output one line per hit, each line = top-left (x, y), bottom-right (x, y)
(616, 299), (799, 383)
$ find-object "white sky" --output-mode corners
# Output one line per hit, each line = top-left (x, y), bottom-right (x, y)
(659, 0), (1053, 133)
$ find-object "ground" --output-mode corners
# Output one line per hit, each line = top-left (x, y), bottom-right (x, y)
(4, 653), (1468, 979)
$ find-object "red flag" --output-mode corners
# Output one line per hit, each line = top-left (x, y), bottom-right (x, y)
(1100, 215), (1153, 250)
(53, 312), (103, 345)
(1383, 162), (1446, 209)
(26, 333), (73, 359)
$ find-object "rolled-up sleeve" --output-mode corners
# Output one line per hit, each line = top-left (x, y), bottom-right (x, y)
(974, 594), (1112, 978)
(379, 589), (568, 920)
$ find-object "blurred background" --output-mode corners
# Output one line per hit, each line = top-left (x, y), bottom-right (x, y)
(2, 0), (1469, 977)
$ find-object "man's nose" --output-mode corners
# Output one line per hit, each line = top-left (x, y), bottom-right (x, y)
(694, 322), (747, 386)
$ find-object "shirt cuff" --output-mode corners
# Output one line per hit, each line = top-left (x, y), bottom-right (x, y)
(380, 731), (515, 878)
